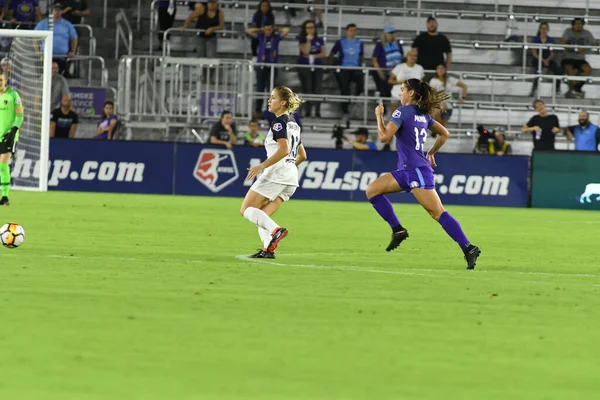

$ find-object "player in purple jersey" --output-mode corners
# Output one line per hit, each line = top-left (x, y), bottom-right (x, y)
(366, 78), (481, 269)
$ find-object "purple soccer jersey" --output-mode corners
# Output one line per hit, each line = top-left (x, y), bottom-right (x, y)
(389, 104), (434, 171)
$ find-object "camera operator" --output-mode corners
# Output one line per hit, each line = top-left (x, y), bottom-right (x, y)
(488, 128), (512, 156)
(344, 127), (377, 150)
(473, 125), (493, 154)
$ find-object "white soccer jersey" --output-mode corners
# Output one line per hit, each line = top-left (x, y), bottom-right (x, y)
(260, 114), (301, 186)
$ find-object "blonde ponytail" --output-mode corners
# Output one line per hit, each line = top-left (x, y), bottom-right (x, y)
(273, 86), (305, 113)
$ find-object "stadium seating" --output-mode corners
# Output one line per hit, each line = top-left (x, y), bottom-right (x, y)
(114, 0), (600, 152)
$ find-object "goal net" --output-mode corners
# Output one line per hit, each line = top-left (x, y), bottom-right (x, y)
(0, 29), (53, 191)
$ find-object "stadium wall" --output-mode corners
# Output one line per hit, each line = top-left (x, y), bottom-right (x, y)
(531, 152), (600, 210)
(9, 139), (535, 208)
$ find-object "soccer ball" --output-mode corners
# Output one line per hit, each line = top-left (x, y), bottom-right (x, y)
(0, 223), (25, 249)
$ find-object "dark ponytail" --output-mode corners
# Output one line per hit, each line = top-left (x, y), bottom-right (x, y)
(405, 78), (450, 115)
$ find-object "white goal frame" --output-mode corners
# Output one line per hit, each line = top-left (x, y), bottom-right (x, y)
(0, 28), (53, 192)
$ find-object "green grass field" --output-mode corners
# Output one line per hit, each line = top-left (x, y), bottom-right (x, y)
(1, 191), (599, 399)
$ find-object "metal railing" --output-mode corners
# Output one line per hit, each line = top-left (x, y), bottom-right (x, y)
(56, 54), (109, 87)
(147, 0), (599, 46)
(72, 24), (96, 56)
(115, 9), (133, 60)
(103, 0), (108, 28)
(116, 54), (600, 137)
(117, 56), (254, 139)
(160, 28), (247, 57)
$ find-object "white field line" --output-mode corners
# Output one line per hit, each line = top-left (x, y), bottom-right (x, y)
(235, 255), (600, 287)
(45, 255), (203, 263)
(275, 254), (600, 279)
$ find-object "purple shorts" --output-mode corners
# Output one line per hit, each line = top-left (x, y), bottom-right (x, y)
(391, 167), (435, 192)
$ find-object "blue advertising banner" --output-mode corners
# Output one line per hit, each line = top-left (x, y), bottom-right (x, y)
(174, 145), (530, 207)
(31, 140), (174, 194)
(32, 140), (530, 207)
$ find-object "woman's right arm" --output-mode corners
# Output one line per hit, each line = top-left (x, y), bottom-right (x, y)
(181, 3), (204, 29)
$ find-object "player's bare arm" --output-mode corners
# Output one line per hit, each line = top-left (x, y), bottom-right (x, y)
(426, 121), (450, 168)
(246, 137), (289, 180)
(375, 104), (397, 143)
(295, 144), (307, 166)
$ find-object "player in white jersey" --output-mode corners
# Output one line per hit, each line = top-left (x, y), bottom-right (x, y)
(240, 86), (307, 258)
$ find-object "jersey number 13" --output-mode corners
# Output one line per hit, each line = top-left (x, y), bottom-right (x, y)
(414, 127), (427, 151)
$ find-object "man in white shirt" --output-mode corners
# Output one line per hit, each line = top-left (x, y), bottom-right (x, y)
(388, 49), (424, 110)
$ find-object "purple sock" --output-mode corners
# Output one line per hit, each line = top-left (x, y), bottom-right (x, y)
(438, 211), (470, 249)
(369, 195), (401, 229)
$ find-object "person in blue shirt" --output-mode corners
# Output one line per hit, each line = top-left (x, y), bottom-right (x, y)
(366, 78), (481, 269)
(34, 3), (78, 75)
(530, 22), (562, 96)
(371, 25), (404, 99)
(329, 23), (364, 120)
(8, 0), (42, 28)
(566, 111), (600, 151)
(344, 127), (377, 150)
(247, 23), (289, 113)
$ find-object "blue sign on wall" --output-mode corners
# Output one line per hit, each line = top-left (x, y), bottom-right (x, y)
(11, 140), (175, 194)
(20, 140), (530, 207)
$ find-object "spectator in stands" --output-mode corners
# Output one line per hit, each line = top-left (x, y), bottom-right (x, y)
(297, 19), (326, 118)
(344, 127), (377, 150)
(428, 63), (467, 127)
(248, 23), (289, 113)
(312, 0), (324, 28)
(96, 101), (118, 140)
(35, 3), (78, 76)
(62, 0), (90, 25)
(565, 111), (600, 151)
(154, 1), (176, 51)
(210, 110), (237, 149)
(388, 49), (424, 111)
(329, 23), (364, 120)
(488, 128), (512, 156)
(1, 58), (20, 91)
(561, 18), (595, 99)
(8, 0), (42, 28)
(371, 25), (404, 100)
(412, 16), (452, 78)
(250, 0), (275, 59)
(0, 1), (4, 21)
(181, 0), (224, 58)
(50, 95), (78, 139)
(242, 119), (265, 147)
(521, 99), (560, 151)
(530, 22), (562, 97)
(50, 61), (69, 110)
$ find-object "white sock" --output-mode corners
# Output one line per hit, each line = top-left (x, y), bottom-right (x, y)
(258, 227), (271, 249)
(243, 207), (279, 233)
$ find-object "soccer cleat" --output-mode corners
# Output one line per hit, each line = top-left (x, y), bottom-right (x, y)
(0, 197), (9, 206)
(250, 249), (275, 259)
(386, 229), (409, 252)
(464, 245), (481, 270)
(267, 227), (288, 253)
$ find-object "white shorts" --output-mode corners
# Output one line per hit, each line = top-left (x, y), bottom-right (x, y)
(250, 178), (297, 202)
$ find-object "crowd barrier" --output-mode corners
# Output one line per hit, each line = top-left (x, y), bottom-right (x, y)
(532, 152), (600, 210)
(10, 139), (531, 208)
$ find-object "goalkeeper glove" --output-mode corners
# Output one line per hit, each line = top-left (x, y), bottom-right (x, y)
(3, 127), (18, 143)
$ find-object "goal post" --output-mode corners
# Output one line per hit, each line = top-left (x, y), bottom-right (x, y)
(0, 28), (53, 192)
